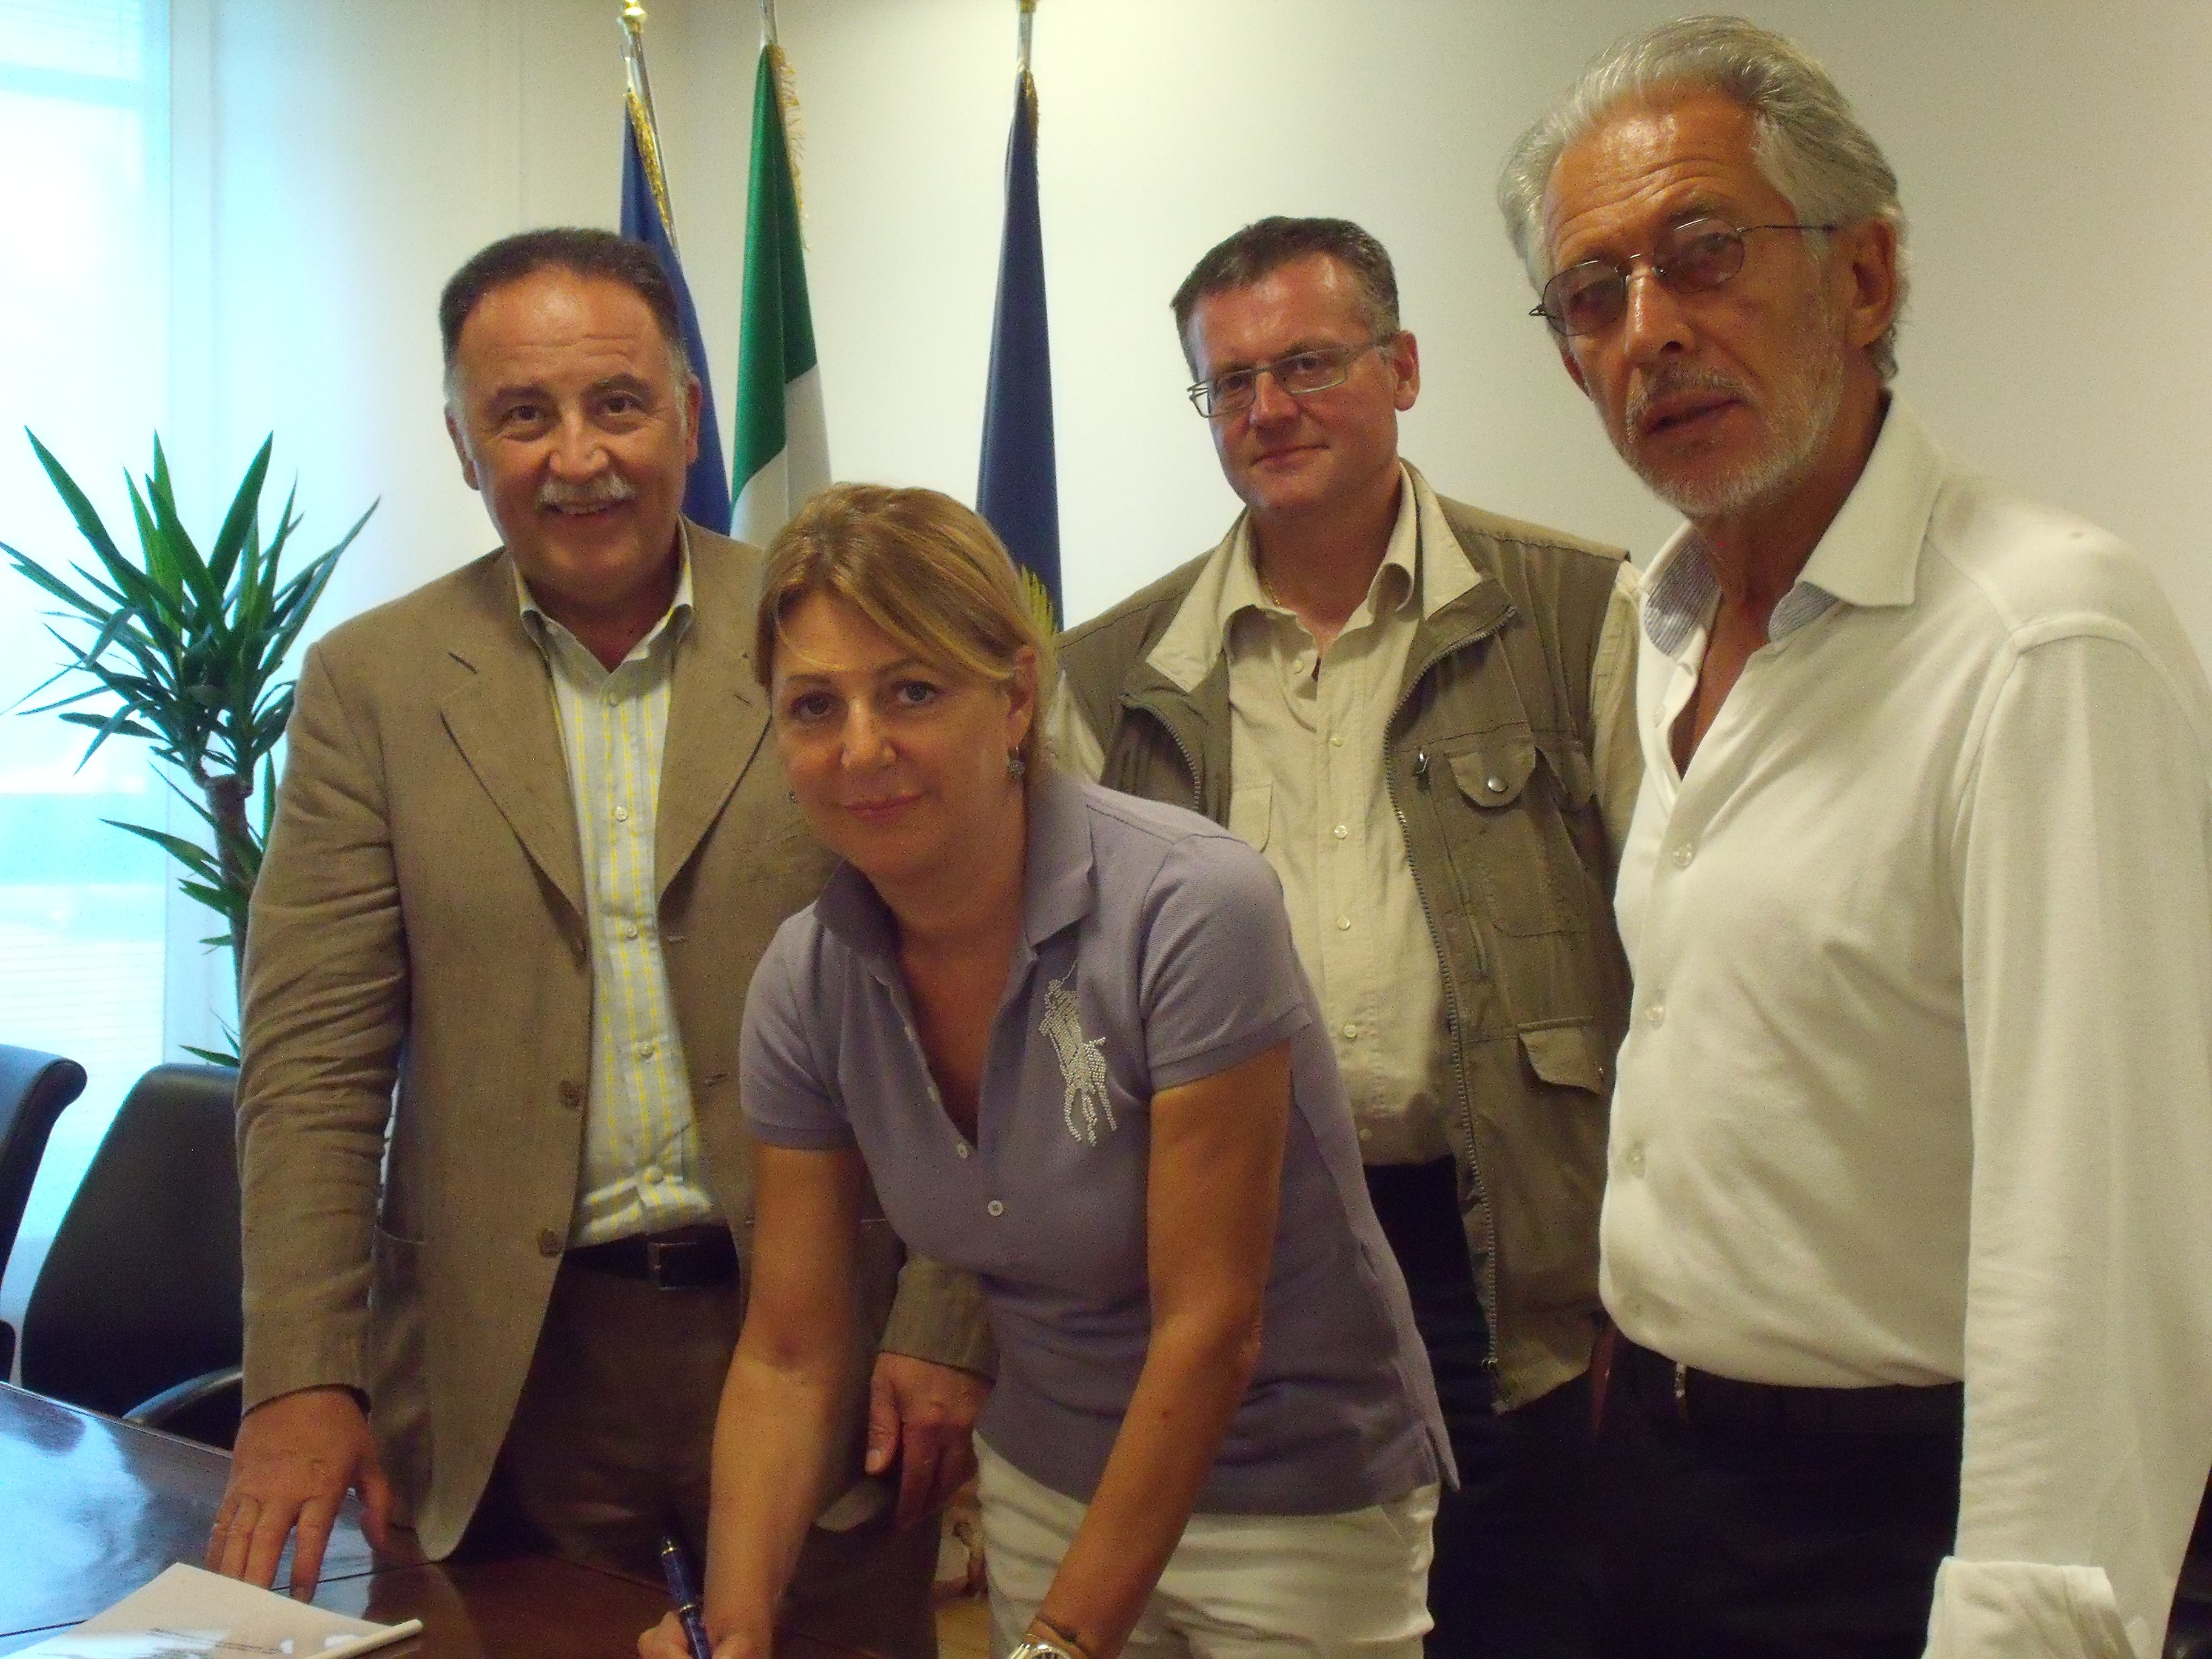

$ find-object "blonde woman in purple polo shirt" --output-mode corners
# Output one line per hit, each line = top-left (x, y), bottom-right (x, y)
(642, 484), (1446, 1659)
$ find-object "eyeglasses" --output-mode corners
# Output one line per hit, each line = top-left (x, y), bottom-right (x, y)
(1186, 339), (1387, 418)
(1532, 218), (1835, 337)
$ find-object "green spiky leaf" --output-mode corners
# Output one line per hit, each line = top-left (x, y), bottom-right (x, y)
(25, 430), (130, 571)
(206, 438), (273, 596)
(7, 427), (370, 1006)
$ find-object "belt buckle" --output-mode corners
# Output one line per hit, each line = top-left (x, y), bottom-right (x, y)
(1673, 1359), (1690, 1423)
(643, 1235), (689, 1289)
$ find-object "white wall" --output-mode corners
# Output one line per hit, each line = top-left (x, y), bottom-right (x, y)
(167, 0), (605, 622)
(177, 0), (2211, 663)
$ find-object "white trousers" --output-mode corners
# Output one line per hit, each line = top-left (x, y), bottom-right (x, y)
(977, 1438), (1436, 1659)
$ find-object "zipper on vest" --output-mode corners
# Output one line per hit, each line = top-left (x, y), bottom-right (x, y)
(1124, 696), (1207, 817)
(1165, 726), (1203, 816)
(1384, 613), (1513, 1387)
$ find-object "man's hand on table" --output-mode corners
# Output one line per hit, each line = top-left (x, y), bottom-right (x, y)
(865, 1352), (991, 1530)
(207, 1384), (393, 1596)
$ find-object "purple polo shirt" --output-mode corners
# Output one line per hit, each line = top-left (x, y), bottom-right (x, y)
(742, 772), (1447, 1513)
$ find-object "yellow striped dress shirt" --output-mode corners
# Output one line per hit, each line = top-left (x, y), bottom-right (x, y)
(517, 545), (714, 1245)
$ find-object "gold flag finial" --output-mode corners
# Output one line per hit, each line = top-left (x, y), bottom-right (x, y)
(1017, 0), (1037, 77)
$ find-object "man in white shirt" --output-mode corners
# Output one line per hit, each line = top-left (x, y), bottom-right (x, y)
(1496, 16), (2212, 1659)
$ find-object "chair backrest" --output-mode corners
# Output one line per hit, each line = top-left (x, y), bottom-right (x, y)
(19, 1063), (241, 1424)
(2170, 1475), (2212, 1654)
(0, 1044), (88, 1285)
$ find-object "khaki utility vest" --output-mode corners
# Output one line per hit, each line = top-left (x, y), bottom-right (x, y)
(1056, 494), (1632, 1407)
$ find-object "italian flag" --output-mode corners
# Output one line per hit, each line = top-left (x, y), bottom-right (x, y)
(732, 41), (830, 547)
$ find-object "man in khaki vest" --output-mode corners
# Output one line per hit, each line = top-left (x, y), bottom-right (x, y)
(204, 229), (988, 1658)
(1048, 216), (1639, 1659)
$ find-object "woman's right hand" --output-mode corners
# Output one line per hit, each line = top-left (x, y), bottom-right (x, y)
(637, 1612), (762, 1659)
(637, 1612), (694, 1659)
(637, 1147), (873, 1659)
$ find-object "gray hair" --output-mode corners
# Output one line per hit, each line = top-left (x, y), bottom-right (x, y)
(1496, 16), (1908, 380)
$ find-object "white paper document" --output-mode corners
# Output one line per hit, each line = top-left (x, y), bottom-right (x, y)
(15, 1563), (423, 1658)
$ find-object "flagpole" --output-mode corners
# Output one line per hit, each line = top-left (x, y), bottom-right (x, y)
(758, 0), (802, 223)
(615, 0), (731, 528)
(617, 2), (680, 249)
(979, 0), (1062, 633)
(732, 0), (830, 543)
(618, 2), (658, 132)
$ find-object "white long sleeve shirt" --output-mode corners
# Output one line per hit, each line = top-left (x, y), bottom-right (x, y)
(1608, 397), (2212, 1659)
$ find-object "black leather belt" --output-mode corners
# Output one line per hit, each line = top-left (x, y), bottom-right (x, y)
(566, 1223), (737, 1289)
(1615, 1338), (1962, 1435)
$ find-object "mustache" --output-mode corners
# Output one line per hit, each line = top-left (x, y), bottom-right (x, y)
(536, 475), (638, 511)
(1626, 367), (1748, 432)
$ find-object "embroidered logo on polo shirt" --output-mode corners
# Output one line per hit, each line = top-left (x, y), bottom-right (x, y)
(1041, 974), (1114, 1145)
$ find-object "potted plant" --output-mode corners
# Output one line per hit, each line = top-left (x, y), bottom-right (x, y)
(2, 434), (374, 1063)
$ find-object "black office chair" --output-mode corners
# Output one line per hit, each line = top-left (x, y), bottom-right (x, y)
(2169, 1475), (2212, 1659)
(17, 1062), (244, 1449)
(0, 1044), (89, 1377)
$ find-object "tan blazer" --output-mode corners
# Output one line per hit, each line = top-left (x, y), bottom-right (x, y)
(237, 526), (990, 1558)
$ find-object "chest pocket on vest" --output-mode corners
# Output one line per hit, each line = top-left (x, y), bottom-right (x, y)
(1440, 734), (1597, 937)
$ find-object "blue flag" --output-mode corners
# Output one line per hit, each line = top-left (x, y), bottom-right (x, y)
(977, 70), (1061, 634)
(622, 92), (731, 532)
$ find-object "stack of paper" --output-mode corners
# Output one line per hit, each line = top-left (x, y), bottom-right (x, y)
(15, 1563), (422, 1657)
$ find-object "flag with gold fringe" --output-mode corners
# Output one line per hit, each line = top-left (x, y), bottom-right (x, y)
(976, 1), (1062, 635)
(619, 7), (729, 532)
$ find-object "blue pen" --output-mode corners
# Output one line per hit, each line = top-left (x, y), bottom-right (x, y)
(658, 1534), (714, 1659)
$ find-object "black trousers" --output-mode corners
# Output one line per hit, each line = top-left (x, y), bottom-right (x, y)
(1367, 1159), (1598, 1659)
(1595, 1344), (1962, 1659)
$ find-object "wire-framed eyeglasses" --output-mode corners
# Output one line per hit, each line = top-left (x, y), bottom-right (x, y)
(1186, 338), (1389, 418)
(1532, 218), (1835, 337)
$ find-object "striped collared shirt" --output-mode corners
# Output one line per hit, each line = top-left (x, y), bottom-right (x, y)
(517, 537), (713, 1245)
(1641, 532), (1840, 656)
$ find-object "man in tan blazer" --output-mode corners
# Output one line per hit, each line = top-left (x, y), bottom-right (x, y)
(205, 229), (988, 1657)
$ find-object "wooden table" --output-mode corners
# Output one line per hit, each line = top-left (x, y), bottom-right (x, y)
(0, 1382), (675, 1657)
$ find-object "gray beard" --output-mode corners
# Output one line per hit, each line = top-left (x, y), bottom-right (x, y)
(1623, 327), (1849, 523)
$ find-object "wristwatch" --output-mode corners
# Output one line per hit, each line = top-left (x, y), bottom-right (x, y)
(1009, 1638), (1081, 1659)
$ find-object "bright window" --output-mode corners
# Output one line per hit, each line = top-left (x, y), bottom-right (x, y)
(0, 0), (172, 1359)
